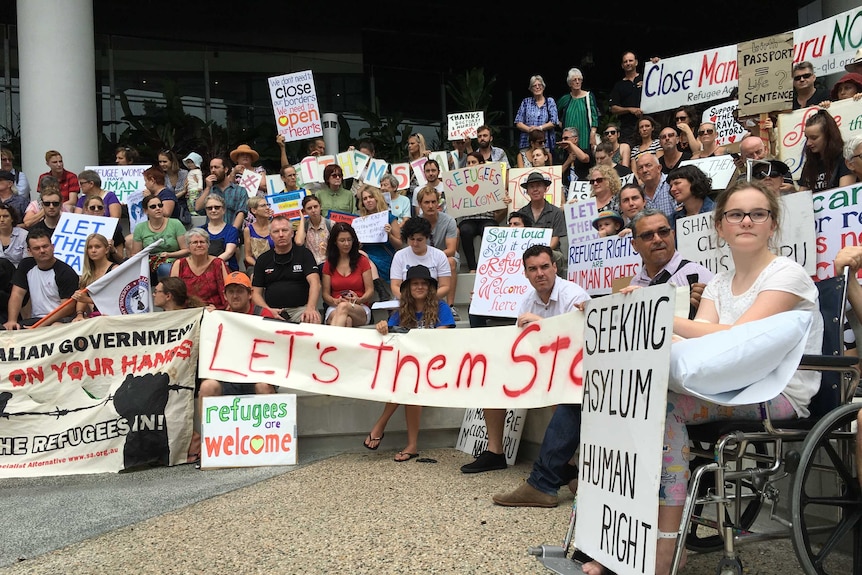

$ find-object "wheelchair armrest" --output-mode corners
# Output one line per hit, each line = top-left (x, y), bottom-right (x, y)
(800, 354), (860, 369)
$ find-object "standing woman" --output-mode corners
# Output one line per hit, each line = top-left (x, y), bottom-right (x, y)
(71, 233), (118, 320)
(131, 195), (188, 280)
(799, 109), (855, 191)
(243, 197), (273, 275)
(557, 68), (599, 153)
(601, 122), (631, 168)
(170, 228), (228, 309)
(1, 148), (30, 200)
(630, 116), (662, 161)
(357, 186), (402, 299)
(515, 74), (559, 152)
(407, 133), (429, 163)
(364, 265), (456, 460)
(201, 193), (240, 272)
(321, 222), (373, 327)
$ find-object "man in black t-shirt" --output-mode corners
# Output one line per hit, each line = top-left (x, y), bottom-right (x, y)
(608, 51), (644, 145)
(251, 215), (321, 323)
(3, 229), (79, 329)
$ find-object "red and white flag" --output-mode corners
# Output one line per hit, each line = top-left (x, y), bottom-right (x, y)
(87, 240), (163, 315)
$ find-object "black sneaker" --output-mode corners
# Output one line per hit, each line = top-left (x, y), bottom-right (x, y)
(460, 450), (507, 474)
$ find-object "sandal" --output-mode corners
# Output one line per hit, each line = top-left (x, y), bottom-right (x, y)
(363, 433), (384, 450)
(394, 451), (419, 462)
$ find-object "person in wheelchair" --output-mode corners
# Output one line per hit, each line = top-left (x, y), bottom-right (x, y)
(585, 180), (823, 575)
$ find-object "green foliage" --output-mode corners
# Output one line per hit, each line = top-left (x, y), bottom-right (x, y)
(447, 68), (502, 128)
(353, 102), (414, 162)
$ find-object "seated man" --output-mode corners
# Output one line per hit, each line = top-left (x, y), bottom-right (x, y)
(3, 229), (79, 329)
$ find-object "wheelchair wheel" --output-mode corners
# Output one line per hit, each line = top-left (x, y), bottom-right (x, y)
(790, 403), (861, 575)
(686, 441), (767, 554)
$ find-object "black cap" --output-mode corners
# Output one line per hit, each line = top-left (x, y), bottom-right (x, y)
(402, 265), (437, 292)
(0, 170), (14, 182)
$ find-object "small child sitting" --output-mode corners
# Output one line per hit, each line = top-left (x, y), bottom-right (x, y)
(592, 209), (625, 237)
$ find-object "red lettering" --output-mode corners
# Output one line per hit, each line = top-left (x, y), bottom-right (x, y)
(312, 344), (339, 383)
(209, 323), (247, 377)
(393, 352), (421, 393)
(67, 361), (83, 381)
(569, 348), (584, 387)
(360, 341), (395, 390)
(539, 336), (572, 391)
(240, 434), (249, 455)
(249, 338), (276, 375)
(274, 329), (314, 377)
(505, 323), (540, 397)
(456, 353), (488, 389)
(426, 354), (448, 389)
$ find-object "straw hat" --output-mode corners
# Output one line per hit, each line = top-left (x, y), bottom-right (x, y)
(230, 144), (259, 163)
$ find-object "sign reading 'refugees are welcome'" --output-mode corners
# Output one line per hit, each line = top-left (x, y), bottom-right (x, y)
(576, 285), (674, 575)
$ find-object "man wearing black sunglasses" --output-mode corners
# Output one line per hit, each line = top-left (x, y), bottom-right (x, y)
(25, 189), (63, 237)
(792, 61), (829, 110)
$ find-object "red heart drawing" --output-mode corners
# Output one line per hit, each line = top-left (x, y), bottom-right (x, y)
(466, 184), (480, 196)
(710, 115), (717, 122)
(727, 135), (736, 143)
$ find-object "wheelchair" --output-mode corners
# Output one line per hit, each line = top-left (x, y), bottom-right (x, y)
(530, 269), (861, 575)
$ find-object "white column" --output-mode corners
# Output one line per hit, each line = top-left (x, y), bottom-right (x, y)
(17, 0), (97, 201)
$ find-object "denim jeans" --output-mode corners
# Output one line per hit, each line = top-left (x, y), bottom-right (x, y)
(527, 403), (582, 495)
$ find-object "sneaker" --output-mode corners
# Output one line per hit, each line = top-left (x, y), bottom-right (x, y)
(451, 307), (461, 321)
(460, 450), (507, 474)
(492, 482), (558, 508)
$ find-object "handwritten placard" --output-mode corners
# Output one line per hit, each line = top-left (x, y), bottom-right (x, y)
(567, 180), (593, 202)
(777, 98), (862, 176)
(576, 284), (674, 574)
(268, 70), (322, 141)
(455, 408), (525, 465)
(470, 226), (552, 317)
(447, 111), (484, 140)
(52, 212), (119, 274)
(327, 211), (357, 226)
(811, 184), (862, 280)
(568, 235), (642, 296)
(201, 394), (297, 469)
(265, 190), (306, 221)
(675, 191), (816, 275)
(83, 165), (148, 204)
(737, 32), (794, 117)
(352, 210), (389, 243)
(441, 165), (506, 217)
(679, 155), (738, 189)
(563, 197), (601, 247)
(701, 100), (749, 148)
(507, 166), (564, 212)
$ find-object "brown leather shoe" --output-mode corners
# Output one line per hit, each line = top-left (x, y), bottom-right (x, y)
(492, 482), (558, 508)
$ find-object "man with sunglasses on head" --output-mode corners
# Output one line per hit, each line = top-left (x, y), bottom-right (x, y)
(195, 156), (248, 236)
(792, 61), (830, 110)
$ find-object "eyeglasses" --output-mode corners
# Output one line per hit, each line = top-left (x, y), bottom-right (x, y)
(42, 201), (61, 207)
(148, 203), (164, 209)
(722, 209), (772, 224)
(603, 130), (618, 135)
(697, 129), (715, 135)
(206, 205), (223, 211)
(87, 205), (105, 211)
(570, 77), (583, 82)
(793, 72), (813, 81)
(588, 177), (606, 185)
(675, 116), (688, 122)
(660, 133), (677, 140)
(635, 227), (673, 242)
(849, 153), (862, 162)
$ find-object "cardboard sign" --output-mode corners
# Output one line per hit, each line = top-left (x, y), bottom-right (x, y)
(265, 190), (306, 221)
(576, 285), (674, 574)
(238, 169), (263, 198)
(507, 166), (564, 212)
(83, 165), (148, 204)
(268, 70), (322, 141)
(198, 309), (586, 409)
(327, 211), (357, 225)
(678, 155), (738, 190)
(0, 309), (201, 478)
(811, 184), (862, 280)
(447, 112), (484, 140)
(563, 197), (601, 247)
(777, 98), (862, 176)
(455, 408), (525, 465)
(441, 165), (507, 217)
(568, 235), (642, 296)
(737, 32), (794, 117)
(675, 191), (816, 275)
(359, 158), (389, 188)
(567, 180), (593, 202)
(352, 210), (389, 244)
(52, 213), (120, 274)
(701, 100), (749, 148)
(469, 227), (552, 317)
(126, 190), (147, 229)
(201, 394), (297, 469)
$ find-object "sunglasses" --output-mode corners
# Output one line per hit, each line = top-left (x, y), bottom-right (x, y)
(148, 203), (164, 209)
(42, 201), (61, 207)
(635, 227), (672, 242)
(697, 129), (715, 136)
(588, 177), (606, 185)
(794, 72), (813, 81)
(753, 169), (785, 179)
(675, 116), (688, 122)
(87, 205), (105, 211)
(603, 130), (618, 135)
(206, 205), (223, 211)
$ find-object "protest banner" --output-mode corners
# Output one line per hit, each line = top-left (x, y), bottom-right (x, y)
(84, 165), (148, 204)
(429, 151), (449, 171)
(701, 100), (748, 148)
(575, 284), (674, 575)
(327, 211), (357, 225)
(568, 235), (641, 296)
(469, 226), (552, 317)
(567, 180), (592, 202)
(640, 6), (862, 113)
(736, 32), (794, 117)
(125, 190), (147, 228)
(563, 197), (600, 247)
(811, 183), (862, 280)
(336, 150), (363, 181)
(198, 309), (585, 409)
(351, 210), (389, 243)
(507, 166), (564, 212)
(675, 191), (816, 275)
(447, 112), (484, 140)
(777, 98), (862, 176)
(679, 155), (738, 189)
(0, 309), (201, 478)
(268, 70), (322, 141)
(237, 170), (263, 198)
(440, 164), (506, 217)
(52, 212), (119, 274)
(360, 158), (388, 188)
(200, 394), (297, 469)
(455, 408), (525, 465)
(265, 190), (306, 220)
(411, 158), (428, 188)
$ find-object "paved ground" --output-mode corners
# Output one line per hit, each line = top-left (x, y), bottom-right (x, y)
(0, 445), (831, 575)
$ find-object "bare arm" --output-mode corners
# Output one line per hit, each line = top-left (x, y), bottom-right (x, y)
(673, 290), (802, 339)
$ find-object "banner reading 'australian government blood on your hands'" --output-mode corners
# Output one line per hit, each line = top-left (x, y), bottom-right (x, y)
(641, 6), (862, 113)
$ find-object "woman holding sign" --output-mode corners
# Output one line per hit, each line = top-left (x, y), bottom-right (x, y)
(365, 265), (455, 459)
(321, 222), (373, 327)
(589, 181), (822, 575)
(357, 186), (401, 295)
